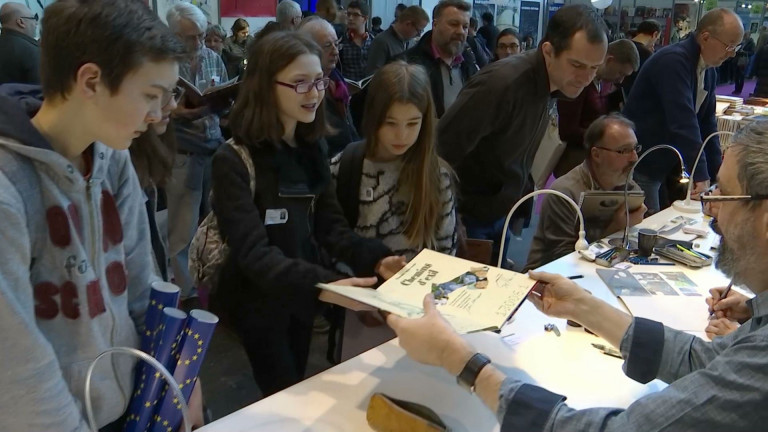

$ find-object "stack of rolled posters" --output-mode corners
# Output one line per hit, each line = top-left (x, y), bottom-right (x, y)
(123, 307), (187, 432)
(149, 309), (219, 432)
(140, 282), (181, 354)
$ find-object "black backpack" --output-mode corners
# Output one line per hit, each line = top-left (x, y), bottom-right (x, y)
(335, 140), (367, 226)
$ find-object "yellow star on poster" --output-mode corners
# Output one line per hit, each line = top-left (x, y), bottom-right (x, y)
(173, 397), (179, 404)
(192, 355), (198, 361)
(151, 299), (156, 305)
(155, 372), (161, 378)
(197, 348), (202, 353)
(163, 420), (169, 426)
(186, 378), (191, 384)
(198, 340), (203, 346)
(179, 383), (185, 389)
(144, 401), (151, 408)
(185, 359), (191, 365)
(167, 427), (173, 432)
(194, 333), (200, 339)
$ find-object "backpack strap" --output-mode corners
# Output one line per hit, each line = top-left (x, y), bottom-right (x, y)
(227, 138), (256, 196)
(0, 146), (44, 269)
(336, 140), (367, 227)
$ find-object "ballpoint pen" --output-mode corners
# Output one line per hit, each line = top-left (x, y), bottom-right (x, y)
(709, 281), (734, 318)
(591, 343), (622, 359)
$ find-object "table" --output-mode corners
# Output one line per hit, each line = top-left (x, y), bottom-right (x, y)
(198, 207), (727, 432)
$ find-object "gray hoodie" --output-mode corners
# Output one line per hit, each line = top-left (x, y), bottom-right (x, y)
(0, 85), (159, 431)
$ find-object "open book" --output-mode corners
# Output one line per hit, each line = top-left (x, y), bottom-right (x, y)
(344, 75), (374, 94)
(178, 76), (240, 111)
(318, 249), (537, 334)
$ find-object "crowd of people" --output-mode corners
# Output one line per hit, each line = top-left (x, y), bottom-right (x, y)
(0, 0), (767, 430)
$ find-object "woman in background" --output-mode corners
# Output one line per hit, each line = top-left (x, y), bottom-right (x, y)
(494, 28), (521, 61)
(222, 18), (254, 78)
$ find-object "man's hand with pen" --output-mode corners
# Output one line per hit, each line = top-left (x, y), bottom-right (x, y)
(705, 285), (751, 338)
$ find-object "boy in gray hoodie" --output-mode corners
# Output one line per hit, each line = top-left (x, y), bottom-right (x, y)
(0, 0), (192, 430)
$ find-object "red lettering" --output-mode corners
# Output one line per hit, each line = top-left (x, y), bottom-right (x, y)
(46, 206), (71, 248)
(67, 204), (83, 242)
(106, 261), (127, 296)
(86, 280), (106, 318)
(34, 282), (59, 319)
(101, 190), (123, 252)
(60, 281), (80, 320)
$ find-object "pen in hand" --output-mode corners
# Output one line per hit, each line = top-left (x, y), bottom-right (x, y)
(709, 281), (734, 318)
(591, 343), (622, 359)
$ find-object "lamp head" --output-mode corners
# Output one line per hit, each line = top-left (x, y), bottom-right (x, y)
(679, 170), (690, 184)
(575, 230), (589, 251)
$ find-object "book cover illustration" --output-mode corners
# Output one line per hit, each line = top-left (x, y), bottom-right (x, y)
(319, 249), (536, 334)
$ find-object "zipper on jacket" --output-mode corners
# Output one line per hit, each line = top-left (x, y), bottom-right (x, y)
(87, 180), (128, 406)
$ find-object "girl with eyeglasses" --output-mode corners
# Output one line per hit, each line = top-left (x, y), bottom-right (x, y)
(211, 32), (404, 396)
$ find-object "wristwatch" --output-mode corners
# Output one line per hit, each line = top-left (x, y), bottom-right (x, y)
(456, 353), (491, 393)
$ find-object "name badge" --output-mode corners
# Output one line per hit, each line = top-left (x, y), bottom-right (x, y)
(264, 209), (288, 225)
(361, 187), (374, 202)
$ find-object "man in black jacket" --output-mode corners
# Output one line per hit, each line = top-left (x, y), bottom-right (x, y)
(437, 4), (607, 265)
(400, 0), (478, 118)
(0, 2), (40, 85)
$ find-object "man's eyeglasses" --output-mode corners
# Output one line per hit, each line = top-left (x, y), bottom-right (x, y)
(700, 191), (768, 235)
(595, 144), (642, 155)
(709, 34), (741, 52)
(162, 86), (185, 108)
(346, 11), (365, 18)
(20, 13), (39, 22)
(409, 21), (425, 36)
(276, 78), (331, 94)
(321, 39), (343, 51)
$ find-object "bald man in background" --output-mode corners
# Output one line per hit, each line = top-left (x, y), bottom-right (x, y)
(623, 8), (743, 213)
(0, 2), (40, 84)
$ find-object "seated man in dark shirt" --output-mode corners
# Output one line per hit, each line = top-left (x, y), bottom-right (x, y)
(527, 114), (645, 270)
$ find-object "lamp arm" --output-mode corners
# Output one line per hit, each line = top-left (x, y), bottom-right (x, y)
(623, 144), (687, 247)
(685, 131), (734, 204)
(497, 189), (587, 268)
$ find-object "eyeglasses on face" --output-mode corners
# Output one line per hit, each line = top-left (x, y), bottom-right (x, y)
(709, 33), (741, 52)
(20, 13), (39, 21)
(700, 191), (768, 235)
(346, 11), (365, 18)
(497, 42), (519, 51)
(275, 78), (331, 94)
(594, 144), (642, 155)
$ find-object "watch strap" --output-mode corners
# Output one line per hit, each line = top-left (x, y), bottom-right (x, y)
(456, 353), (491, 393)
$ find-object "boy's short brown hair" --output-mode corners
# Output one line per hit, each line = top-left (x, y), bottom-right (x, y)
(40, 0), (187, 101)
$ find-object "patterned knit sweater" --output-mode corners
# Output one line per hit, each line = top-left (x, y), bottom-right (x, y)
(330, 155), (457, 260)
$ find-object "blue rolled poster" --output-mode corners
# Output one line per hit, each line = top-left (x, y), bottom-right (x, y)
(141, 281), (181, 354)
(149, 309), (219, 432)
(123, 307), (187, 432)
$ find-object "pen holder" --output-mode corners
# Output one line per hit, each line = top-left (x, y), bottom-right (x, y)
(653, 244), (713, 267)
(595, 247), (630, 268)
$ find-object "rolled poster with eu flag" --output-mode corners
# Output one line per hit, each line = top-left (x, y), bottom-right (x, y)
(150, 309), (218, 432)
(123, 307), (187, 432)
(141, 282), (181, 354)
